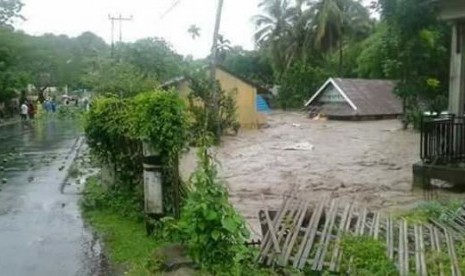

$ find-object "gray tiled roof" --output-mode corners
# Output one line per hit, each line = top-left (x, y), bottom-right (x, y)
(332, 78), (402, 116)
(309, 78), (403, 117)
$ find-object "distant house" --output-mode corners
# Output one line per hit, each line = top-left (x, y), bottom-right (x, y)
(305, 78), (402, 120)
(161, 65), (271, 128)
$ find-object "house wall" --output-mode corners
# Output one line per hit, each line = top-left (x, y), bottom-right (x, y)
(176, 68), (266, 129)
(215, 69), (266, 128)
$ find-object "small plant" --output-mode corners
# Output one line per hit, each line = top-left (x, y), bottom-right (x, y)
(400, 200), (463, 223)
(167, 146), (250, 273)
(340, 235), (397, 275)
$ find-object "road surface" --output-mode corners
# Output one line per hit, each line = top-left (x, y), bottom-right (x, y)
(0, 120), (105, 276)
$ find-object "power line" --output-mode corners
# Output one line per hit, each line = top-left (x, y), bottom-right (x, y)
(108, 14), (134, 56)
(160, 0), (183, 19)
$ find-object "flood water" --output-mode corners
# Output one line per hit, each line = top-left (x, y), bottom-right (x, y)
(0, 120), (105, 276)
(214, 112), (426, 237)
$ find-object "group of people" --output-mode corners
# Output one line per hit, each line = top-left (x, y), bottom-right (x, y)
(43, 98), (57, 113)
(19, 98), (58, 121)
(20, 101), (36, 121)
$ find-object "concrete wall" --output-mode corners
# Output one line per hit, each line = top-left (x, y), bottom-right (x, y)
(440, 0), (465, 21)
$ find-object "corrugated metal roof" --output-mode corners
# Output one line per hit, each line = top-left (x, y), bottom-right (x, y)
(308, 78), (402, 117)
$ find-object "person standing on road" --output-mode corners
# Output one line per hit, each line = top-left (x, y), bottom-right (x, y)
(28, 101), (35, 120)
(20, 102), (28, 121)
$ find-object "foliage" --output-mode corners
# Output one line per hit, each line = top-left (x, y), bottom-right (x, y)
(399, 200), (464, 224)
(84, 91), (188, 215)
(0, 0), (23, 27)
(0, 27), (27, 105)
(166, 146), (251, 273)
(188, 24), (201, 40)
(254, 0), (373, 78)
(82, 177), (160, 276)
(340, 235), (398, 275)
(83, 59), (156, 98)
(187, 71), (239, 143)
(56, 106), (85, 120)
(222, 47), (274, 87)
(278, 59), (332, 109)
(114, 38), (184, 83)
(361, 0), (450, 124)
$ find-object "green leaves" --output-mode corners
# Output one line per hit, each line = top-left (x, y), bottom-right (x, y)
(221, 217), (237, 233)
(84, 91), (188, 216)
(171, 147), (250, 272)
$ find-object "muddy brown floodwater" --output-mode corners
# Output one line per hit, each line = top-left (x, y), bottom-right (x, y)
(183, 112), (427, 238)
(180, 111), (461, 238)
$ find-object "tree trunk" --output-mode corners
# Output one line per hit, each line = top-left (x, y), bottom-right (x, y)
(339, 39), (343, 76)
(38, 86), (48, 103)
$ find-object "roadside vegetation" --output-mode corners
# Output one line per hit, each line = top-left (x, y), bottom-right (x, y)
(2, 0), (464, 274)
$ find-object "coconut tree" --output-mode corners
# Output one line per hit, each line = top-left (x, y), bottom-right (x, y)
(216, 35), (232, 63)
(308, 0), (372, 73)
(187, 24), (201, 40)
(253, 0), (299, 76)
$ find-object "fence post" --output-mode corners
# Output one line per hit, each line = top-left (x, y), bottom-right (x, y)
(142, 142), (163, 216)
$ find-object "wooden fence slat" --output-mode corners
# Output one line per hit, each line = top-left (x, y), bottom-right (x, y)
(260, 194), (281, 254)
(442, 224), (462, 276)
(295, 200), (326, 269)
(313, 200), (338, 271)
(370, 212), (380, 239)
(267, 198), (300, 266)
(260, 195), (291, 263)
(414, 224), (421, 275)
(414, 225), (427, 276)
(329, 203), (352, 272)
(280, 200), (310, 266)
(429, 225), (445, 276)
(386, 217), (395, 260)
(399, 220), (409, 276)
(356, 208), (368, 235)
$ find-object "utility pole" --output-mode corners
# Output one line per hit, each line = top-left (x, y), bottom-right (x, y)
(210, 0), (224, 137)
(108, 14), (133, 56)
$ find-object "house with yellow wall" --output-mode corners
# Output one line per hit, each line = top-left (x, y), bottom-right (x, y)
(161, 66), (270, 129)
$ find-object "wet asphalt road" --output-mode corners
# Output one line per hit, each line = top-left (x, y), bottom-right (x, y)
(0, 120), (102, 276)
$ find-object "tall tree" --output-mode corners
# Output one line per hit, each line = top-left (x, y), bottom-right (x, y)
(215, 34), (232, 63)
(253, 0), (297, 75)
(309, 0), (372, 73)
(187, 24), (201, 40)
(0, 0), (23, 27)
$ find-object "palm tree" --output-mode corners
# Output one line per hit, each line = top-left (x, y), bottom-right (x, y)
(216, 35), (232, 63)
(253, 0), (299, 76)
(188, 24), (201, 40)
(308, 0), (372, 74)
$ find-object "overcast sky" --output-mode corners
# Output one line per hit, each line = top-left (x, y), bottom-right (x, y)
(16, 0), (374, 59)
(15, 0), (260, 58)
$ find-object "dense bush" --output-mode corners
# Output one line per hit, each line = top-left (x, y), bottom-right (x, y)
(84, 90), (188, 216)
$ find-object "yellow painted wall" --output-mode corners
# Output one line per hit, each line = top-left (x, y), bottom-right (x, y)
(176, 68), (267, 129)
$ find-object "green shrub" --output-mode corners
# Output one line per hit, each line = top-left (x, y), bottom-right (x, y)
(166, 147), (250, 273)
(340, 235), (397, 275)
(84, 90), (188, 216)
(400, 200), (463, 223)
(81, 176), (143, 220)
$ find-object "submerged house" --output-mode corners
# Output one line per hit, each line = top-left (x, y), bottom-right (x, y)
(305, 78), (402, 120)
(161, 65), (271, 129)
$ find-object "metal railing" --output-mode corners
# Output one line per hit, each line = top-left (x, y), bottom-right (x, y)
(421, 115), (465, 164)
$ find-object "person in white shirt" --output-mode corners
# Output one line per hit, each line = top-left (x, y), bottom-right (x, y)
(20, 102), (28, 120)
